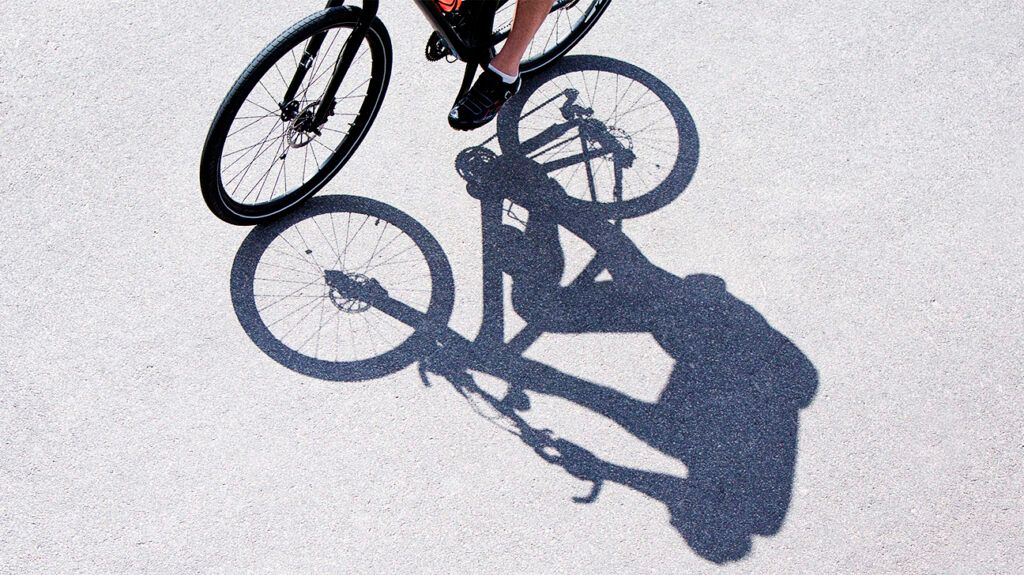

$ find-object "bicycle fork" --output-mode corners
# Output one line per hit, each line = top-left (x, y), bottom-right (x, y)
(279, 0), (380, 131)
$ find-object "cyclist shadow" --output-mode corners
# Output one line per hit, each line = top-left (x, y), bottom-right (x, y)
(455, 150), (817, 563)
(226, 56), (820, 565)
(440, 57), (819, 564)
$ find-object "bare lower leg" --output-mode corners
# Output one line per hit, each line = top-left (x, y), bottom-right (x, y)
(490, 0), (556, 77)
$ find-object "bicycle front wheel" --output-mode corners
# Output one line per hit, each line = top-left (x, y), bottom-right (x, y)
(491, 0), (612, 77)
(200, 7), (392, 225)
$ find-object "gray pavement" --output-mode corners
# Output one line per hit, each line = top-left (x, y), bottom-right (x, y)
(1, 1), (1022, 573)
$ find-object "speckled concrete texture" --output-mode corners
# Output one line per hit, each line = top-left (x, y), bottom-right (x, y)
(1, 1), (1021, 573)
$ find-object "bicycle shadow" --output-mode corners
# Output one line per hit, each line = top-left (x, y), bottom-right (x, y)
(228, 56), (819, 564)
(440, 56), (818, 563)
(452, 147), (817, 564)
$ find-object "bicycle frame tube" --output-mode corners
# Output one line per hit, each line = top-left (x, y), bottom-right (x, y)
(411, 0), (498, 62)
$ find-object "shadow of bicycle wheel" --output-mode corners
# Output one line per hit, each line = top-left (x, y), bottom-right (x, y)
(446, 56), (819, 563)
(496, 54), (700, 219)
(230, 194), (454, 381)
(225, 54), (818, 565)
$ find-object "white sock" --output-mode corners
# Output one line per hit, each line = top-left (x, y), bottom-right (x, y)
(488, 63), (518, 84)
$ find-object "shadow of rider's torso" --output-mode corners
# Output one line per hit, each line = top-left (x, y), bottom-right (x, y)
(495, 157), (818, 562)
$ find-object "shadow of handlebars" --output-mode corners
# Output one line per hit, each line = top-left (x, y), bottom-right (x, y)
(228, 55), (819, 564)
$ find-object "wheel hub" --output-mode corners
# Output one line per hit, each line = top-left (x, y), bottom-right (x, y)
(286, 102), (322, 148)
(327, 272), (373, 313)
(279, 100), (300, 122)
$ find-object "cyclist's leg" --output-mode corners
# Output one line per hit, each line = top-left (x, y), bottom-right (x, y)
(448, 0), (555, 130)
(490, 0), (556, 77)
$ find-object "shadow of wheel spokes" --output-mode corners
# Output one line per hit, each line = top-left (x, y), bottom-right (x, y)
(230, 194), (454, 381)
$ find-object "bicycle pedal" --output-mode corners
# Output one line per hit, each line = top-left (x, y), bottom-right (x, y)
(425, 31), (453, 62)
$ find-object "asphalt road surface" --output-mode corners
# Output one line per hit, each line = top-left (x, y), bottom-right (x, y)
(2, 1), (1022, 573)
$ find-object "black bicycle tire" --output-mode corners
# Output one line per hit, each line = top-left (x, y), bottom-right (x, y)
(232, 195), (455, 381)
(492, 0), (612, 77)
(200, 8), (392, 226)
(495, 55), (699, 220)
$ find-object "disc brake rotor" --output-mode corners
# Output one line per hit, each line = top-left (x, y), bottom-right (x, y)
(286, 102), (321, 149)
(327, 272), (372, 314)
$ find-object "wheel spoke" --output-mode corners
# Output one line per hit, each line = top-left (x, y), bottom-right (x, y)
(248, 203), (436, 363)
(211, 19), (380, 210)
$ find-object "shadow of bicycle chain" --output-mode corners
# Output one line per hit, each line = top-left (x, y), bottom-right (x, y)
(229, 55), (819, 564)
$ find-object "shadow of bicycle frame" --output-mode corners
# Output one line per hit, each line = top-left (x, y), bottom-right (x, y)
(228, 55), (819, 564)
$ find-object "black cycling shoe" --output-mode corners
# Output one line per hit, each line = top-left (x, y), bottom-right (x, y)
(448, 68), (521, 131)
